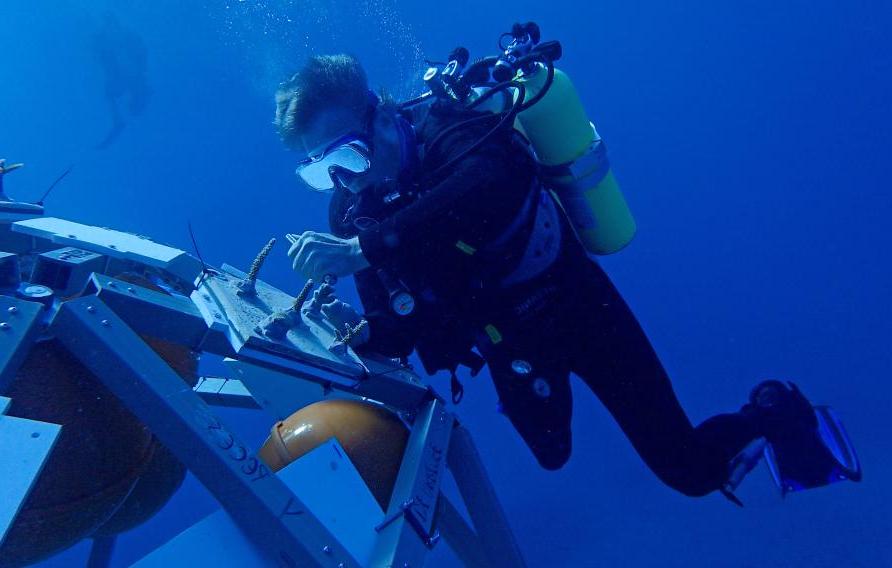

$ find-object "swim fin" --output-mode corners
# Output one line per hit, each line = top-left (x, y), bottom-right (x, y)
(747, 380), (861, 496)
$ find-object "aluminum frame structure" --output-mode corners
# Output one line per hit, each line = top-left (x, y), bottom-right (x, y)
(0, 205), (526, 567)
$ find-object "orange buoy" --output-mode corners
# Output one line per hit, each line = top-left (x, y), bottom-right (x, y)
(258, 399), (409, 510)
(0, 274), (199, 567)
(0, 339), (157, 567)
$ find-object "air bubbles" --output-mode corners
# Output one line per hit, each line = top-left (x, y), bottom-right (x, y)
(209, 0), (425, 99)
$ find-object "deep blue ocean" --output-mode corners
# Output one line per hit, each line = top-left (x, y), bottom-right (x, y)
(2, 1), (890, 566)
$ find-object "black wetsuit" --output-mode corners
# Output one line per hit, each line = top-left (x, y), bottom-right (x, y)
(333, 101), (762, 496)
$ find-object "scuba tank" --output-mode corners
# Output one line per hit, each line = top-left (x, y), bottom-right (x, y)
(508, 26), (636, 254)
(406, 22), (637, 256)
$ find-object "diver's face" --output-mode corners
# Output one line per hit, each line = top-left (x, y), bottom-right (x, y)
(298, 107), (401, 195)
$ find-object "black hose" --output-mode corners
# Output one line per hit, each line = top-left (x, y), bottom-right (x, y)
(398, 92), (433, 110)
(422, 83), (526, 182)
(398, 51), (555, 185)
(465, 79), (516, 111)
(37, 164), (74, 205)
(517, 61), (555, 111)
(458, 56), (500, 92)
(424, 81), (524, 160)
(465, 57), (555, 114)
(397, 55), (500, 111)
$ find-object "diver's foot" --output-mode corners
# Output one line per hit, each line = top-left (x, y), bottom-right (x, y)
(742, 380), (861, 495)
(744, 380), (817, 442)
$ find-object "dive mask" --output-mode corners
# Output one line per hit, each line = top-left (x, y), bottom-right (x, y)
(295, 134), (372, 192)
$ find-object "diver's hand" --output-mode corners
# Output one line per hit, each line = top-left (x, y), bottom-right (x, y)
(321, 299), (371, 346)
(287, 231), (370, 280)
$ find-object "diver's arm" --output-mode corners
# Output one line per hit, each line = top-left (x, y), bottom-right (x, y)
(359, 309), (419, 358)
(358, 132), (534, 268)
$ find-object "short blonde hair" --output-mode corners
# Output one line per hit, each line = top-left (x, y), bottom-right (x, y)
(274, 54), (370, 147)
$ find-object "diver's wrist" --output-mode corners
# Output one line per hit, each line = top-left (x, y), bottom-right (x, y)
(350, 236), (371, 272)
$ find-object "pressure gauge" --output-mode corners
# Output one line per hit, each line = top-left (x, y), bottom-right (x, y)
(378, 268), (415, 317)
(390, 291), (415, 316)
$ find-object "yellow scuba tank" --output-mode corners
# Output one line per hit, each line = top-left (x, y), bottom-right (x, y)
(515, 64), (636, 255)
(412, 23), (635, 254)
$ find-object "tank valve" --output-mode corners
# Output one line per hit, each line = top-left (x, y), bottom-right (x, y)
(328, 319), (368, 355)
(237, 238), (276, 296)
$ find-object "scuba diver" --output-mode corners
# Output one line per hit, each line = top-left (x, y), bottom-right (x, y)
(275, 24), (861, 502)
(91, 11), (151, 150)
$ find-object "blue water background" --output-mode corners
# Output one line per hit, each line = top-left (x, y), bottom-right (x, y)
(2, 0), (890, 566)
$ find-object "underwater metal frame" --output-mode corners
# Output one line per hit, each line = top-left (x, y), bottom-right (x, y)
(0, 213), (526, 567)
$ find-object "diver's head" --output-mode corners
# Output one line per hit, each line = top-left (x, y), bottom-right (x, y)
(275, 54), (403, 195)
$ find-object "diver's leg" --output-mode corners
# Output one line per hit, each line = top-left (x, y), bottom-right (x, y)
(484, 346), (574, 471)
(569, 261), (760, 496)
